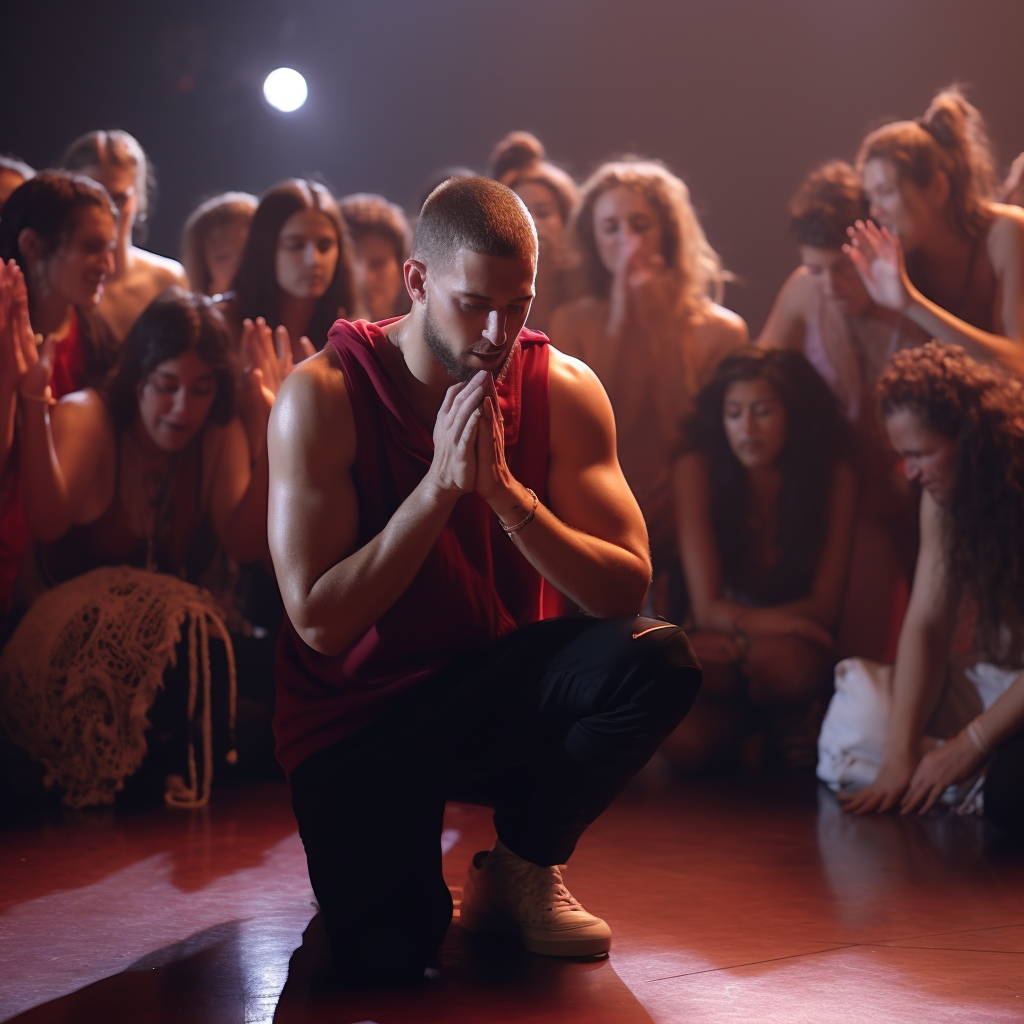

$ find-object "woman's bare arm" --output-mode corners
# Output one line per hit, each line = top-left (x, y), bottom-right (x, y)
(841, 491), (957, 813)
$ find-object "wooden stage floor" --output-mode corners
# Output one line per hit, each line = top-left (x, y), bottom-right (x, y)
(2, 767), (1022, 1022)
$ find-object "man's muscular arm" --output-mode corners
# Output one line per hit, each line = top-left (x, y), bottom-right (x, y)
(268, 352), (486, 657)
(476, 349), (651, 617)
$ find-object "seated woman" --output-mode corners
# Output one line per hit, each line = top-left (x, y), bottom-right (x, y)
(225, 179), (357, 358)
(0, 172), (119, 619)
(1, 289), (280, 807)
(338, 192), (411, 322)
(62, 130), (188, 341)
(823, 343), (1024, 838)
(666, 347), (856, 770)
(846, 87), (1024, 379)
(760, 161), (928, 660)
(488, 131), (585, 334)
(180, 192), (258, 298)
(551, 159), (747, 604)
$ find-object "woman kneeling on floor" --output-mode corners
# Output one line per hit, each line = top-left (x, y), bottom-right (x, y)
(664, 347), (856, 770)
(820, 342), (1024, 838)
(0, 286), (284, 809)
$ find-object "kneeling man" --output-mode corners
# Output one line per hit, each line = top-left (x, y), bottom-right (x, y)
(268, 177), (701, 985)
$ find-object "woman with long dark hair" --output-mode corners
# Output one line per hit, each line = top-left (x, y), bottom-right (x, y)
(826, 343), (1024, 836)
(223, 179), (357, 359)
(0, 171), (119, 618)
(846, 87), (1024, 379)
(665, 347), (856, 769)
(1, 288), (282, 807)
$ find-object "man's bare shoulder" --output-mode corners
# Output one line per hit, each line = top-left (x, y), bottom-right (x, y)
(270, 347), (356, 464)
(547, 344), (607, 397)
(547, 346), (616, 448)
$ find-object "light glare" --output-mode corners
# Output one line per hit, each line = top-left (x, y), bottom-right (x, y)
(263, 68), (307, 113)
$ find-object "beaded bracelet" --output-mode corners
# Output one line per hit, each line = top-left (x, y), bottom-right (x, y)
(500, 488), (539, 535)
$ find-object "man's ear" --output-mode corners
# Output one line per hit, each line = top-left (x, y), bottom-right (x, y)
(404, 258), (427, 304)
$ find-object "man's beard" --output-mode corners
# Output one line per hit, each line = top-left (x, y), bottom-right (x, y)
(423, 303), (472, 382)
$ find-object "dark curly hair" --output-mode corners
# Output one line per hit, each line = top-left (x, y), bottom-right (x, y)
(878, 342), (1024, 664)
(106, 289), (237, 433)
(685, 347), (853, 604)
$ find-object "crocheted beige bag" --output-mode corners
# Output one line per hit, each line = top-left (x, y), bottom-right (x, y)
(0, 566), (236, 809)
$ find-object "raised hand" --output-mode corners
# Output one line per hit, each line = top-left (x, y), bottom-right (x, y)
(474, 373), (509, 502)
(0, 261), (52, 404)
(428, 371), (488, 494)
(844, 220), (914, 312)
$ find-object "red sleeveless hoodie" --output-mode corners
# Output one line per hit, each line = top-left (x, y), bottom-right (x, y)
(274, 319), (558, 776)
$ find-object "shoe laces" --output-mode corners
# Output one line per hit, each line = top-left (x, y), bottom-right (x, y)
(517, 862), (583, 914)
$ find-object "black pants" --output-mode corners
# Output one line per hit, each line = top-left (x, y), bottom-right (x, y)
(289, 615), (701, 984)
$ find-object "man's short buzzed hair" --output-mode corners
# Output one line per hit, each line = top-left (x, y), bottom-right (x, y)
(412, 176), (537, 268)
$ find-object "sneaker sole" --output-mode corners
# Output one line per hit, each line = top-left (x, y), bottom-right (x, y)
(461, 907), (611, 957)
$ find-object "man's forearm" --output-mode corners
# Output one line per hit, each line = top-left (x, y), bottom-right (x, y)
(490, 482), (650, 618)
(290, 476), (461, 656)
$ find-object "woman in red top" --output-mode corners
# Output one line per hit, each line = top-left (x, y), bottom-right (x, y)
(0, 172), (119, 619)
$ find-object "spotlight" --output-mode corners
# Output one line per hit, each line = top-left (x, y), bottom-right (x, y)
(263, 68), (307, 112)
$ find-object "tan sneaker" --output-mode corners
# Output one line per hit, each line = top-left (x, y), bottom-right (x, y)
(460, 844), (612, 957)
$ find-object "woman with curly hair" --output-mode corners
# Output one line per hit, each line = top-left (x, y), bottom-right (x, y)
(551, 159), (747, 594)
(823, 343), (1024, 836)
(846, 87), (1024, 379)
(665, 347), (856, 769)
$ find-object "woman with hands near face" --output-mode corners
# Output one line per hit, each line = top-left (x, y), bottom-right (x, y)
(847, 87), (1024, 379)
(550, 160), (747, 602)
(0, 173), (121, 620)
(824, 343), (1024, 837)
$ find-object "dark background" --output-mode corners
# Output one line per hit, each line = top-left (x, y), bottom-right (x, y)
(3, 0), (1022, 332)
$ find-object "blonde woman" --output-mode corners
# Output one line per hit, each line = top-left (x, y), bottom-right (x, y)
(550, 159), (747, 586)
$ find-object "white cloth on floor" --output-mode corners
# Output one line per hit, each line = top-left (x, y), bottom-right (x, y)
(816, 656), (1017, 814)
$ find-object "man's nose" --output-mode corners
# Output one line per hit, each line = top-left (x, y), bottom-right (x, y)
(483, 309), (505, 348)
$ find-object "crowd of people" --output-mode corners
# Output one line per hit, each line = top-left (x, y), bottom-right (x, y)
(1, 82), (1024, 976)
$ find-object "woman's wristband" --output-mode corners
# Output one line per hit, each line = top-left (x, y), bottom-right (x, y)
(965, 717), (993, 757)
